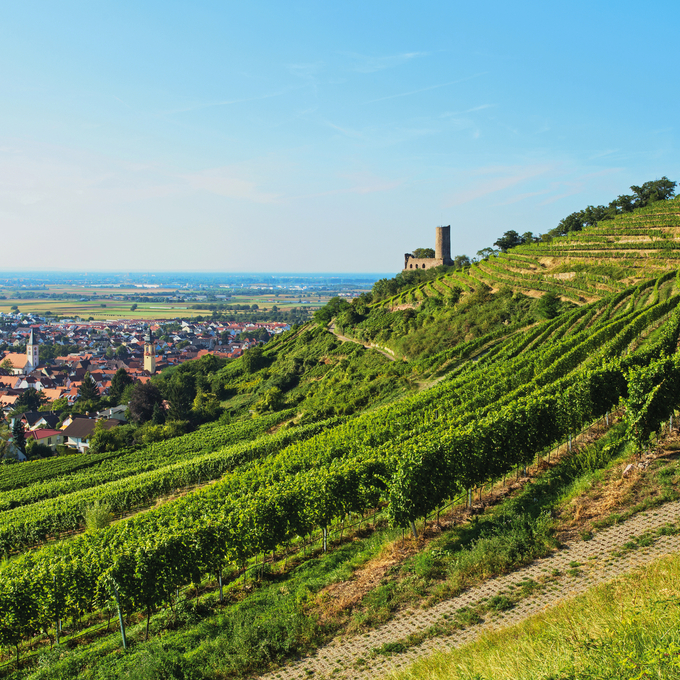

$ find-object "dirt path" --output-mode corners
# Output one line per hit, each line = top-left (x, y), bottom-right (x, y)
(328, 325), (397, 362)
(258, 499), (680, 680)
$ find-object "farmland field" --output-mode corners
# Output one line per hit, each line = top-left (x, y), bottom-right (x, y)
(0, 285), (343, 320)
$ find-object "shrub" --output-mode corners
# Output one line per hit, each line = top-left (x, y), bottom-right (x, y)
(83, 501), (113, 533)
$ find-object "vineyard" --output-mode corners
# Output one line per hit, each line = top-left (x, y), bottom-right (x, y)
(3, 265), (680, 677)
(4, 194), (680, 677)
(374, 196), (680, 310)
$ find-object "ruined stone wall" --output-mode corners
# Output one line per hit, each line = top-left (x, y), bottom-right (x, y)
(403, 256), (445, 270)
(403, 225), (453, 270)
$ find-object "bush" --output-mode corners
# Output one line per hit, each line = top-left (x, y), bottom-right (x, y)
(26, 441), (53, 459)
(83, 501), (113, 532)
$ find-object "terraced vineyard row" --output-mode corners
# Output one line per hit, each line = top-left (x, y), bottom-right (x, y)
(0, 415), (344, 555)
(0, 410), (293, 501)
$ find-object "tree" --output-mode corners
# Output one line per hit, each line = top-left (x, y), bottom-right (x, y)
(130, 303), (138, 312)
(151, 402), (166, 425)
(412, 248), (435, 258)
(493, 231), (522, 253)
(241, 346), (266, 374)
(26, 441), (52, 459)
(109, 368), (133, 405)
(78, 372), (100, 402)
(453, 254), (471, 269)
(13, 388), (48, 413)
(254, 387), (285, 414)
(313, 297), (351, 325)
(536, 291), (561, 319)
(165, 378), (194, 421)
(630, 177), (676, 206)
(115, 345), (129, 361)
(476, 248), (498, 261)
(128, 382), (164, 424)
(12, 420), (25, 455)
(43, 396), (68, 412)
(191, 391), (221, 422)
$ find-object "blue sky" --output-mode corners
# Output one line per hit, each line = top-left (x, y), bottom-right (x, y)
(1, 1), (678, 273)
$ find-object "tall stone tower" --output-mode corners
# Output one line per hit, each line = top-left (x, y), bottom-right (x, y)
(26, 329), (39, 371)
(435, 225), (452, 264)
(144, 329), (156, 375)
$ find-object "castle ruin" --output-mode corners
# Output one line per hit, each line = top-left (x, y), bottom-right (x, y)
(403, 225), (453, 271)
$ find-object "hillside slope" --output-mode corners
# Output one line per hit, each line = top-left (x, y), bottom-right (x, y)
(376, 196), (680, 309)
(4, 269), (680, 679)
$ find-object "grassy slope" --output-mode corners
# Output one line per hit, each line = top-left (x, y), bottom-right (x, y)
(6, 279), (680, 678)
(390, 554), (680, 680)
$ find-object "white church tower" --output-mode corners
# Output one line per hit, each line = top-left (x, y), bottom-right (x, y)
(26, 329), (39, 371)
(144, 328), (156, 375)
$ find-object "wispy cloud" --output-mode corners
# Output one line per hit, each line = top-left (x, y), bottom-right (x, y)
(587, 149), (619, 160)
(292, 171), (403, 199)
(113, 95), (133, 110)
(181, 167), (281, 203)
(345, 51), (428, 73)
(441, 104), (495, 118)
(323, 120), (364, 139)
(163, 89), (295, 115)
(498, 189), (552, 205)
(286, 62), (323, 84)
(363, 72), (487, 104)
(444, 164), (553, 207)
(537, 168), (624, 205)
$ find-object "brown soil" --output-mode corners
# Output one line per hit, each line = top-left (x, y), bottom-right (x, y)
(557, 429), (680, 543)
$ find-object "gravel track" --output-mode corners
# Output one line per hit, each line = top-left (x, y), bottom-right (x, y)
(258, 499), (680, 680)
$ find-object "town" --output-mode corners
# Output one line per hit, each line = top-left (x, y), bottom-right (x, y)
(0, 312), (290, 459)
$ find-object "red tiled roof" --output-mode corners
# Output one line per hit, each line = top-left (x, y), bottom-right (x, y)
(26, 429), (62, 441)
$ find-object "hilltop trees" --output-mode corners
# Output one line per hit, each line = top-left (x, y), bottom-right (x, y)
(412, 247), (435, 258)
(494, 231), (523, 253)
(630, 177), (676, 205)
(493, 231), (539, 253)
(547, 177), (677, 239)
(313, 297), (352, 325)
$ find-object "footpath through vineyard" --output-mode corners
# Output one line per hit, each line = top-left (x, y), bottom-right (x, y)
(258, 499), (680, 680)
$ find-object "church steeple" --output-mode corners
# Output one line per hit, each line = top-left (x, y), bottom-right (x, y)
(143, 328), (156, 375)
(26, 329), (39, 371)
